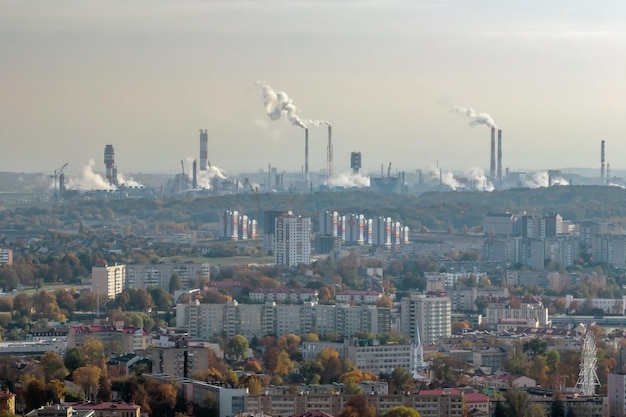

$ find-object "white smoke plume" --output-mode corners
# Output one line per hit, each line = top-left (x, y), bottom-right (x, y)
(452, 105), (497, 129)
(181, 157), (227, 189)
(522, 171), (569, 188)
(326, 171), (370, 188)
(465, 167), (494, 192)
(256, 81), (307, 129)
(117, 173), (143, 188)
(66, 159), (115, 191)
(197, 165), (227, 190)
(304, 119), (331, 127)
(429, 166), (461, 190)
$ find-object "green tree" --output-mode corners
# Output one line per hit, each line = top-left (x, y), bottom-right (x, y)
(64, 348), (87, 373)
(41, 351), (69, 381)
(504, 388), (544, 417)
(388, 367), (412, 393)
(226, 335), (249, 361)
(382, 406), (421, 417)
(24, 379), (47, 411)
(551, 399), (566, 417)
(546, 349), (560, 375)
(169, 273), (183, 293)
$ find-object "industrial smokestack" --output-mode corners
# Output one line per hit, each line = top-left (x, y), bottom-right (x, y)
(192, 160), (198, 189)
(327, 124), (333, 180)
(305, 128), (309, 183)
(497, 129), (502, 183)
(490, 127), (496, 182)
(601, 140), (605, 184)
(104, 144), (115, 186)
(200, 129), (208, 171)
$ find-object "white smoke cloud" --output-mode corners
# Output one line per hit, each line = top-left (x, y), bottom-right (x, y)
(304, 119), (331, 127)
(465, 167), (494, 192)
(452, 105), (497, 129)
(117, 173), (142, 188)
(428, 166), (461, 190)
(256, 81), (307, 129)
(66, 159), (115, 191)
(522, 171), (569, 188)
(197, 165), (227, 189)
(326, 171), (370, 188)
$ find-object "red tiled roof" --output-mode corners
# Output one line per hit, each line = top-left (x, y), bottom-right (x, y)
(66, 402), (140, 411)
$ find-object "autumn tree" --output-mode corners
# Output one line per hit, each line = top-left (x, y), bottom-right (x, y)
(41, 351), (69, 381)
(317, 347), (342, 383)
(336, 395), (376, 417)
(73, 365), (102, 400)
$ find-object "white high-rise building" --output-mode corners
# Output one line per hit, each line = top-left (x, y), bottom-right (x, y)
(274, 215), (311, 266)
(400, 293), (451, 345)
(92, 264), (126, 299)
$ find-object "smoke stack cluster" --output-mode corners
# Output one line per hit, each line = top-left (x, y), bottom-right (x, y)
(497, 129), (502, 183)
(199, 130), (208, 171)
(104, 144), (118, 186)
(192, 160), (198, 189)
(601, 140), (606, 184)
(490, 128), (496, 182)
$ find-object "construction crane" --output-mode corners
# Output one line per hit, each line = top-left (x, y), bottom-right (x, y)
(245, 178), (261, 228)
(50, 162), (68, 203)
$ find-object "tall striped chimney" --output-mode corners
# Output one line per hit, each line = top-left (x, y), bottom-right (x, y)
(497, 129), (502, 183)
(601, 140), (605, 184)
(490, 127), (496, 182)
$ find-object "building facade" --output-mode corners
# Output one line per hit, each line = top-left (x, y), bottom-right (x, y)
(274, 215), (312, 266)
(92, 264), (126, 299)
(400, 293), (451, 345)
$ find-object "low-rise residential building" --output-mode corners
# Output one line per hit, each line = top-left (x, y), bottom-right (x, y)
(249, 288), (317, 303)
(126, 263), (210, 290)
(67, 325), (148, 353)
(65, 402), (140, 417)
(146, 374), (246, 417)
(335, 290), (382, 304)
(566, 294), (626, 315)
(302, 339), (413, 374)
(247, 388), (481, 417)
(0, 249), (12, 266)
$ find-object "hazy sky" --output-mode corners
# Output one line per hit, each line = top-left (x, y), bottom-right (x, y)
(1, 0), (625, 177)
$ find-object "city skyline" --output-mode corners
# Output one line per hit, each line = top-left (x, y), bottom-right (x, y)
(1, 1), (625, 176)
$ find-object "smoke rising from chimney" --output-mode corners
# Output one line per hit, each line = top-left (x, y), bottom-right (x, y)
(452, 106), (497, 129)
(256, 81), (307, 129)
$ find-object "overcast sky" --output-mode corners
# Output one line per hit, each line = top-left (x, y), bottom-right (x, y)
(1, 0), (625, 177)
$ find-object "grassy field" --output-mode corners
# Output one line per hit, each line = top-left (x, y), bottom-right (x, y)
(3, 282), (91, 298)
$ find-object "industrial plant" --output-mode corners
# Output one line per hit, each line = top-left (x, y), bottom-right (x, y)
(40, 82), (623, 202)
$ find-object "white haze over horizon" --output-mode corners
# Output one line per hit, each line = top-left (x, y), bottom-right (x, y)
(1, 1), (625, 175)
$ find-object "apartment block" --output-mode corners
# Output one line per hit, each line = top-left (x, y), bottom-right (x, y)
(126, 263), (210, 290)
(400, 293), (451, 345)
(92, 264), (126, 299)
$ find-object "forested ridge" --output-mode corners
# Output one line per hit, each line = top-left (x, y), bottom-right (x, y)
(2, 185), (626, 232)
